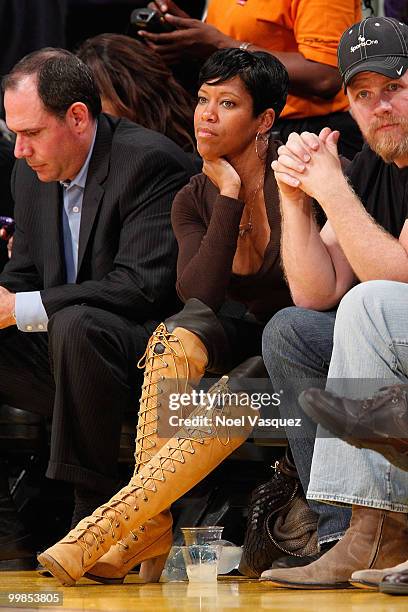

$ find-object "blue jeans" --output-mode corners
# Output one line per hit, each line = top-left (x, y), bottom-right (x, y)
(262, 307), (351, 544)
(308, 281), (408, 512)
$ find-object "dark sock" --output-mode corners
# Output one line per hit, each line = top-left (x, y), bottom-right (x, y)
(71, 487), (110, 529)
(320, 540), (339, 553)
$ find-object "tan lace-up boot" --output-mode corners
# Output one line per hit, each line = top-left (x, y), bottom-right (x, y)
(38, 357), (263, 586)
(84, 322), (208, 584)
(82, 298), (230, 585)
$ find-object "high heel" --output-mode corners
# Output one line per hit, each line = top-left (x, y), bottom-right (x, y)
(139, 551), (170, 583)
(84, 515), (173, 584)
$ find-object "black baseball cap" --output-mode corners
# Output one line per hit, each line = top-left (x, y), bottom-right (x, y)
(338, 16), (408, 89)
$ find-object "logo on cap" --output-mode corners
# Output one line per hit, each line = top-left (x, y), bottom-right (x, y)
(351, 37), (379, 53)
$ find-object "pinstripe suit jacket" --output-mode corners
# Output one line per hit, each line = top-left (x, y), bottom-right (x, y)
(0, 114), (196, 322)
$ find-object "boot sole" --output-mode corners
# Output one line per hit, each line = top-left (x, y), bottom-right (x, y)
(259, 577), (353, 589)
(336, 433), (408, 473)
(37, 553), (76, 587)
(349, 579), (379, 590)
(356, 441), (408, 472)
(84, 573), (125, 585)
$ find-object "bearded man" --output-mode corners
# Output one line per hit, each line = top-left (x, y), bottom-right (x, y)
(260, 16), (408, 588)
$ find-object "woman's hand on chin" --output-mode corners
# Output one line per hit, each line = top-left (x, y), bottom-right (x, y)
(202, 157), (241, 199)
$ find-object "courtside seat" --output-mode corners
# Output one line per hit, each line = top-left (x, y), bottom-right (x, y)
(0, 404), (45, 456)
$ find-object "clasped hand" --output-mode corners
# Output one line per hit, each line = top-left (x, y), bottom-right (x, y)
(271, 127), (344, 202)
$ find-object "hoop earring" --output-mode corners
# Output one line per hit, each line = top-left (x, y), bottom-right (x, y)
(255, 131), (269, 161)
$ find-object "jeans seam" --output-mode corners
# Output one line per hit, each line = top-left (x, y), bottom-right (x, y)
(389, 341), (398, 372)
(307, 492), (408, 512)
(390, 339), (408, 373)
(386, 464), (392, 500)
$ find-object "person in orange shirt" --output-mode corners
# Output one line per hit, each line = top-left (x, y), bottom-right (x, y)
(143, 0), (364, 158)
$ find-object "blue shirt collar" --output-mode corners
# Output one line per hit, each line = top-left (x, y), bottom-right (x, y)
(60, 120), (98, 190)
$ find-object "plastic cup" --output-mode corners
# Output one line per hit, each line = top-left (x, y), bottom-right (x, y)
(161, 545), (188, 582)
(181, 526), (224, 546)
(217, 541), (243, 574)
(183, 544), (220, 583)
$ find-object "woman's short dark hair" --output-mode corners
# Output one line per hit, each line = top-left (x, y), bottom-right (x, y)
(2, 48), (101, 119)
(76, 34), (195, 152)
(198, 48), (289, 119)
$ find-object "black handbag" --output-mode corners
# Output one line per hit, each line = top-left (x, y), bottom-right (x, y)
(239, 449), (318, 578)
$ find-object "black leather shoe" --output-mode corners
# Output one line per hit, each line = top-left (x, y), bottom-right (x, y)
(298, 385), (408, 472)
(238, 449), (300, 578)
(0, 463), (36, 570)
(380, 569), (408, 595)
(0, 532), (36, 570)
(271, 550), (325, 569)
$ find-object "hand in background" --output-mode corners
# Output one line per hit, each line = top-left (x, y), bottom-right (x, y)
(140, 11), (233, 64)
(148, 1), (190, 18)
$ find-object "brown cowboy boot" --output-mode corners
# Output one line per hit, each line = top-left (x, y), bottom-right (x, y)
(38, 357), (262, 586)
(260, 505), (408, 589)
(84, 320), (208, 584)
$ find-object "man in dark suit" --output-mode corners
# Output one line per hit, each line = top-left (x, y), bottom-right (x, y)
(0, 126), (14, 268)
(0, 47), (195, 569)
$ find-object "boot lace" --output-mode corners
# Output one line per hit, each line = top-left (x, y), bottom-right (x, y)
(69, 375), (240, 555)
(135, 323), (191, 469)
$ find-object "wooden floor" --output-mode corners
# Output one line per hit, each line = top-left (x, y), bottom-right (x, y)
(0, 572), (407, 611)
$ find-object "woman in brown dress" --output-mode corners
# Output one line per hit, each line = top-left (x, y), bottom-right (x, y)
(38, 48), (292, 587)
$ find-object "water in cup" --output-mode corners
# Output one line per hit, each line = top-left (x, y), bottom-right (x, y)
(186, 562), (218, 583)
(183, 543), (220, 583)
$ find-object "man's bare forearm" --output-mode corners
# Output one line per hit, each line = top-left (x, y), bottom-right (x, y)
(320, 178), (408, 282)
(218, 41), (341, 99)
(280, 194), (340, 309)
